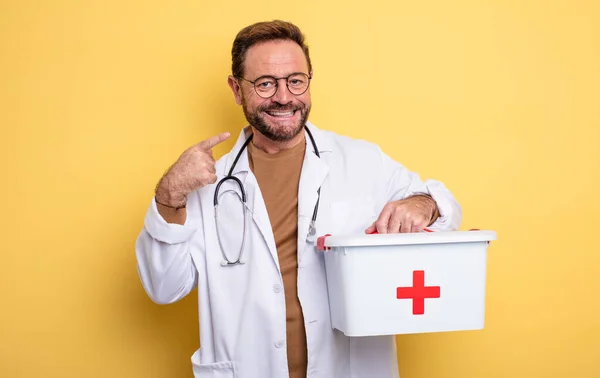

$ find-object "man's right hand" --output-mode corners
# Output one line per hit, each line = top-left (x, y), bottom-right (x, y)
(155, 132), (231, 209)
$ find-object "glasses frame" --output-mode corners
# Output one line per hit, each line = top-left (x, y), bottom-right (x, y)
(237, 72), (312, 99)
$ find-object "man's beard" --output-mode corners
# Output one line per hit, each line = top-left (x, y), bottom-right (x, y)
(242, 96), (311, 142)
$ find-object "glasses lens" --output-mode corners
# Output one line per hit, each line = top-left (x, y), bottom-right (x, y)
(287, 73), (310, 95)
(254, 77), (277, 98)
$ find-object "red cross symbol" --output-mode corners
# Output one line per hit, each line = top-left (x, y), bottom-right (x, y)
(396, 270), (440, 315)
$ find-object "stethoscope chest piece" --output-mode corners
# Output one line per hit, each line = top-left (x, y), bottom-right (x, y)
(306, 220), (317, 243)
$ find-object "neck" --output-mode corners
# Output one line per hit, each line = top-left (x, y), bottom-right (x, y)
(251, 128), (305, 154)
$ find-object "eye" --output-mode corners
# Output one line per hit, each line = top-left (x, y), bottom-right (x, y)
(255, 78), (276, 90)
(288, 74), (308, 88)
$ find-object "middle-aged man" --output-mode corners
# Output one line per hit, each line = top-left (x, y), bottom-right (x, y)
(136, 20), (462, 378)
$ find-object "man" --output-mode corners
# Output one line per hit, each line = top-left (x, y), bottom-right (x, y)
(136, 20), (461, 378)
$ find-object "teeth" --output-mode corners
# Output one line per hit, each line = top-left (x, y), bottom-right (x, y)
(268, 111), (294, 117)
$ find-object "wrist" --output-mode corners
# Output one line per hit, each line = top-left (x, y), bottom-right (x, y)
(423, 195), (440, 224)
(429, 203), (440, 225)
(410, 193), (439, 225)
(155, 174), (187, 209)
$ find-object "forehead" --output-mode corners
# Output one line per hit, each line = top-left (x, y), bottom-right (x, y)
(243, 40), (309, 79)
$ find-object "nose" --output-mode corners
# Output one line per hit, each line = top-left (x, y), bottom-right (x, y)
(271, 78), (293, 104)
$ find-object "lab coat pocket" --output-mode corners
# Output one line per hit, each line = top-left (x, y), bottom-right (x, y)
(192, 362), (236, 378)
(191, 349), (237, 378)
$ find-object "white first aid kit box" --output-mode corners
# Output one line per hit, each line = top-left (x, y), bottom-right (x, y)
(317, 230), (497, 337)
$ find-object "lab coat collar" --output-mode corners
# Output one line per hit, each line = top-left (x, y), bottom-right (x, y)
(222, 120), (332, 177)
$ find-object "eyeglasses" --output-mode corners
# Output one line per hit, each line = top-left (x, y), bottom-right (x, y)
(237, 72), (312, 99)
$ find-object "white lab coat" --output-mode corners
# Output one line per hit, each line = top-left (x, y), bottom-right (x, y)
(136, 121), (462, 378)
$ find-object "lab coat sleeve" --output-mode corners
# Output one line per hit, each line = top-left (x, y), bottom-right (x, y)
(379, 148), (462, 231)
(135, 197), (199, 305)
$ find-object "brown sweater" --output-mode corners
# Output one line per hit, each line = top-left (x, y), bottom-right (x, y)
(247, 139), (308, 378)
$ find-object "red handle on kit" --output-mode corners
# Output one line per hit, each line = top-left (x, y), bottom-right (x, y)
(366, 227), (434, 235)
(367, 228), (483, 234)
(316, 234), (332, 251)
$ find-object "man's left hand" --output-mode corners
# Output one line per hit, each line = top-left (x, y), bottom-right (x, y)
(365, 195), (439, 234)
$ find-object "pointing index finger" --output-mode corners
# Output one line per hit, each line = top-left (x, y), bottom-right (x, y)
(198, 132), (231, 150)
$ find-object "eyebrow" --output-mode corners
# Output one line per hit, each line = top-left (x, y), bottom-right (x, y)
(250, 71), (309, 81)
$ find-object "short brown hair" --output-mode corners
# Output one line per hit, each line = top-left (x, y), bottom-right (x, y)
(231, 20), (312, 79)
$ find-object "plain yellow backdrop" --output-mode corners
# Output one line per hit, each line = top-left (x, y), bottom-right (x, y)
(1, 0), (599, 377)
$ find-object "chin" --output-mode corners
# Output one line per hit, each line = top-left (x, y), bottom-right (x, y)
(267, 123), (304, 142)
(252, 116), (302, 142)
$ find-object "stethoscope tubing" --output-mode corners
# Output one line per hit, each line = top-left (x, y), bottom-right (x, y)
(214, 125), (320, 267)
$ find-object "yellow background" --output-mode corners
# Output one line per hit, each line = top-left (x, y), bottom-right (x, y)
(2, 0), (599, 377)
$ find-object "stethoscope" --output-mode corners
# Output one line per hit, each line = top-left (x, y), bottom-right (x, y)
(214, 125), (321, 267)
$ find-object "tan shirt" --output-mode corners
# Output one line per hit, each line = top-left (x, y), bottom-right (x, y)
(247, 139), (308, 378)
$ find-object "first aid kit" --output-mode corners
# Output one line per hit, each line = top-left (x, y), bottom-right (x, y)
(316, 229), (497, 337)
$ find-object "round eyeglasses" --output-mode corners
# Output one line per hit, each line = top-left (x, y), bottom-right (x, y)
(237, 72), (311, 99)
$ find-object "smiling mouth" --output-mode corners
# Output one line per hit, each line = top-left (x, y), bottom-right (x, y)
(265, 110), (296, 118)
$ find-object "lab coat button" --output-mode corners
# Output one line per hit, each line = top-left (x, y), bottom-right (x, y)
(273, 284), (283, 293)
(275, 339), (285, 348)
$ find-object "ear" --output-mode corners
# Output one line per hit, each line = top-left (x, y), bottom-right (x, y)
(228, 75), (243, 105)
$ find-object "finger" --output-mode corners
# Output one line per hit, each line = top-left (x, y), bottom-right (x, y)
(411, 217), (428, 233)
(207, 164), (216, 174)
(198, 132), (231, 150)
(400, 215), (412, 233)
(375, 204), (394, 234)
(365, 223), (377, 234)
(204, 152), (216, 166)
(199, 156), (216, 173)
(206, 173), (218, 185)
(409, 221), (421, 233)
(387, 208), (403, 234)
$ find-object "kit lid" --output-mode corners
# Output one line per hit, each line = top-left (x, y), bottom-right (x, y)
(318, 230), (497, 249)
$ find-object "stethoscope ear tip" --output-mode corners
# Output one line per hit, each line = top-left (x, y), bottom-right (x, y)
(220, 260), (229, 267)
